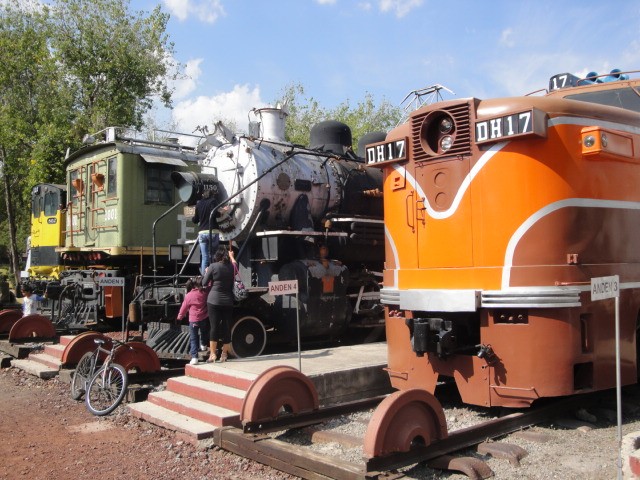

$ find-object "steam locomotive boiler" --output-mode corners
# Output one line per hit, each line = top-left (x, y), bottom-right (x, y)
(172, 107), (386, 357)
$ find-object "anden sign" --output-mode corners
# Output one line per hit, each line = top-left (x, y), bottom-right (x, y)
(591, 275), (619, 301)
(97, 276), (125, 287)
(268, 279), (298, 296)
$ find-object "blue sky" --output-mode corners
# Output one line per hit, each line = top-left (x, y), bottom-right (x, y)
(144, 0), (640, 133)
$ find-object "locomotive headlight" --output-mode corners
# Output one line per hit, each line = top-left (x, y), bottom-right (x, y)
(440, 135), (453, 151)
(439, 117), (453, 134)
(583, 135), (596, 148)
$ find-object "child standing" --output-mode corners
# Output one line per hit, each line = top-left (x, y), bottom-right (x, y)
(21, 284), (44, 316)
(176, 276), (210, 365)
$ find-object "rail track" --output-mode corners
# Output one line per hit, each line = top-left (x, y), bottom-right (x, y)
(205, 380), (615, 480)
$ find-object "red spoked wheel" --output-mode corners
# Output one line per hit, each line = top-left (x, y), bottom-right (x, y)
(240, 366), (319, 424)
(8, 314), (55, 341)
(0, 309), (22, 334)
(363, 389), (448, 458)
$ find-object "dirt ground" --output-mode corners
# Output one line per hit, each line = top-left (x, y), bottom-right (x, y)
(0, 366), (295, 480)
(2, 362), (640, 480)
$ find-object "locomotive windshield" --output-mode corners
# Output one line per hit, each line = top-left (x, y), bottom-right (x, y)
(145, 164), (174, 204)
(564, 87), (640, 113)
(43, 190), (59, 217)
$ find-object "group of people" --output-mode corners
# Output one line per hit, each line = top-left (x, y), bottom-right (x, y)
(177, 244), (237, 364)
(177, 192), (236, 365)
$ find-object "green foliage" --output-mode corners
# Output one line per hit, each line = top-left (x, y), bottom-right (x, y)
(277, 83), (402, 149)
(48, 0), (177, 137)
(0, 0), (59, 278)
(0, 0), (178, 279)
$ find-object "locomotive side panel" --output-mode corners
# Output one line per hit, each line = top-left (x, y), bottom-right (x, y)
(63, 143), (199, 269)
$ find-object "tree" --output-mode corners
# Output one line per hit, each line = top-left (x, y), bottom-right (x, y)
(48, 0), (178, 138)
(0, 1), (65, 285)
(277, 83), (402, 151)
(0, 0), (179, 285)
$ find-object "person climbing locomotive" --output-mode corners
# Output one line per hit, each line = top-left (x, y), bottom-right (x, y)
(202, 245), (236, 362)
(175, 276), (211, 365)
(192, 188), (220, 274)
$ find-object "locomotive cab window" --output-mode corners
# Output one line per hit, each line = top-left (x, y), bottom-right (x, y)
(107, 157), (117, 197)
(145, 164), (173, 204)
(44, 190), (58, 217)
(32, 192), (43, 218)
(69, 169), (80, 205)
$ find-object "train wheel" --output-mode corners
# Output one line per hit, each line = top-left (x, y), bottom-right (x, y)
(8, 314), (55, 341)
(240, 366), (319, 424)
(0, 309), (22, 334)
(229, 315), (267, 358)
(60, 332), (110, 366)
(112, 341), (161, 373)
(363, 389), (448, 458)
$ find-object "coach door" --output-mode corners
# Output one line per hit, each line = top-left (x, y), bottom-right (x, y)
(413, 157), (473, 268)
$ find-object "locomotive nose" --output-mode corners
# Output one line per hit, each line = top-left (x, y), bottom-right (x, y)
(171, 171), (218, 205)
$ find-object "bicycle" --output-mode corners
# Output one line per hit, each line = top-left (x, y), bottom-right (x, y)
(70, 338), (129, 416)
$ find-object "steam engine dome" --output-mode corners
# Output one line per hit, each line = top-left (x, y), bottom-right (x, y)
(310, 120), (353, 155)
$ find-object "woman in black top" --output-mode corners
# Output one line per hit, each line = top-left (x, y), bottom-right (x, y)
(202, 245), (235, 362)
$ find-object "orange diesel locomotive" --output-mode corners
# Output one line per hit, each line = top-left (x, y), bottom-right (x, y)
(367, 69), (640, 409)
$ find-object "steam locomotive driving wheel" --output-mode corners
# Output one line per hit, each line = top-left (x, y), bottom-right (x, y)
(229, 314), (267, 358)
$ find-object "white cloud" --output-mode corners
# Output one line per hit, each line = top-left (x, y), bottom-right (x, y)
(379, 0), (423, 18)
(172, 84), (267, 133)
(358, 2), (373, 11)
(486, 53), (581, 97)
(163, 0), (226, 23)
(315, 0), (337, 4)
(172, 58), (203, 99)
(500, 28), (515, 48)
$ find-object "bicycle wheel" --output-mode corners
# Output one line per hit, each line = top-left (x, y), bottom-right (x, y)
(70, 352), (94, 400)
(85, 363), (128, 416)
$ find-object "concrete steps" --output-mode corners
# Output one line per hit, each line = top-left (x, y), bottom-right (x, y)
(9, 358), (59, 379)
(24, 352), (61, 370)
(165, 375), (246, 412)
(8, 333), (92, 375)
(147, 390), (239, 427)
(129, 343), (392, 445)
(127, 400), (218, 442)
(20, 335), (75, 373)
(129, 362), (258, 440)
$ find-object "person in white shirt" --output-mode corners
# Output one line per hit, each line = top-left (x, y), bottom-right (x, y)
(21, 284), (43, 316)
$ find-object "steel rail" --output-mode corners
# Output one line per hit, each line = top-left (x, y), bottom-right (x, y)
(242, 395), (387, 434)
(364, 392), (600, 473)
(215, 391), (602, 480)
